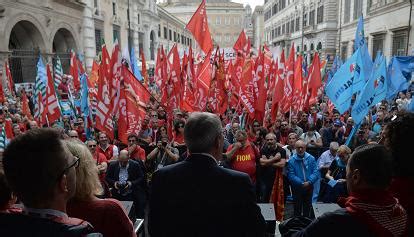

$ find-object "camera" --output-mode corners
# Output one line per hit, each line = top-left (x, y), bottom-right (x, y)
(118, 181), (127, 190)
(358, 130), (364, 135)
(162, 141), (168, 147)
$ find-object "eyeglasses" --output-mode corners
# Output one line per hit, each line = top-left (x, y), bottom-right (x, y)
(58, 156), (80, 180)
(178, 124), (185, 128)
(70, 135), (78, 138)
(88, 144), (96, 148)
(128, 139), (136, 143)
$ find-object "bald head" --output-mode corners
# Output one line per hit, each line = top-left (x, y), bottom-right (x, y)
(295, 140), (306, 156)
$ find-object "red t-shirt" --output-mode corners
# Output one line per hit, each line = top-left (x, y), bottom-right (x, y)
(93, 152), (107, 181)
(125, 146), (146, 162)
(227, 142), (258, 183)
(174, 133), (185, 144)
(67, 198), (136, 237)
(97, 144), (115, 162)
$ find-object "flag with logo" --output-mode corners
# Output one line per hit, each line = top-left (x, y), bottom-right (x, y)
(34, 57), (47, 124)
(354, 15), (365, 52)
(186, 0), (213, 54)
(351, 54), (387, 124)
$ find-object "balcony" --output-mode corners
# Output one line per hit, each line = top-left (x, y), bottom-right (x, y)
(303, 24), (316, 39)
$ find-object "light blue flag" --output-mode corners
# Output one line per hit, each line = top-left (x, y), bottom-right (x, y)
(409, 98), (414, 112)
(80, 73), (89, 117)
(352, 43), (373, 96)
(327, 56), (343, 84)
(34, 57), (47, 118)
(130, 47), (143, 81)
(345, 122), (362, 146)
(354, 15), (365, 52)
(351, 55), (388, 124)
(325, 48), (359, 114)
(80, 73), (93, 139)
(386, 56), (414, 100)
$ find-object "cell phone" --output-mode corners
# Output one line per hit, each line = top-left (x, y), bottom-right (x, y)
(74, 122), (81, 126)
(311, 140), (315, 143)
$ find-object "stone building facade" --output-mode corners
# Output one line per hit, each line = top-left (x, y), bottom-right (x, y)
(160, 0), (248, 48)
(252, 5), (264, 50)
(264, 0), (339, 62)
(339, 0), (413, 60)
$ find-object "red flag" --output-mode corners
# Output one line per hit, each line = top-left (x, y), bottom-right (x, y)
(181, 46), (197, 112)
(281, 44), (295, 113)
(240, 58), (255, 119)
(70, 51), (80, 92)
(140, 50), (148, 87)
(185, 0), (213, 54)
(307, 52), (322, 106)
(95, 44), (114, 139)
(192, 51), (212, 111)
(109, 41), (122, 117)
(254, 50), (266, 123)
(291, 54), (303, 113)
(167, 44), (182, 111)
(5, 119), (14, 139)
(44, 64), (61, 124)
(0, 72), (5, 104)
(89, 60), (99, 85)
(21, 91), (32, 119)
(5, 60), (15, 96)
(208, 50), (227, 114)
(118, 65), (151, 144)
(271, 50), (285, 122)
(233, 30), (251, 57)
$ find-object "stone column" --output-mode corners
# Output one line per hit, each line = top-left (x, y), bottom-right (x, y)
(82, 0), (96, 73)
(143, 30), (150, 61)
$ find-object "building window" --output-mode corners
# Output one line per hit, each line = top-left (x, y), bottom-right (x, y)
(234, 17), (239, 25)
(226, 34), (230, 42)
(112, 2), (116, 16)
(341, 42), (348, 61)
(225, 17), (230, 25)
(309, 9), (315, 26)
(113, 25), (120, 45)
(303, 13), (307, 27)
(216, 17), (221, 25)
(174, 31), (177, 42)
(295, 17), (299, 31)
(392, 30), (408, 56)
(282, 24), (285, 34)
(317, 5), (324, 24)
(164, 27), (167, 39)
(137, 14), (140, 24)
(317, 42), (322, 51)
(95, 29), (102, 54)
(290, 19), (294, 32)
(169, 29), (172, 41)
(353, 0), (362, 20)
(372, 34), (385, 59)
(158, 24), (161, 37)
(93, 0), (99, 15)
(344, 0), (350, 23)
(272, 3), (277, 16)
(286, 22), (290, 34)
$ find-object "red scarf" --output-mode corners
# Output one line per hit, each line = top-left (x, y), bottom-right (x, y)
(339, 190), (408, 237)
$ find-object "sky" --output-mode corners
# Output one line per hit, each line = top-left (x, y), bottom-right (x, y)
(232, 0), (264, 10)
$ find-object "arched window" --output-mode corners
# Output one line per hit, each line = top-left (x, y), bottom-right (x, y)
(317, 42), (322, 50)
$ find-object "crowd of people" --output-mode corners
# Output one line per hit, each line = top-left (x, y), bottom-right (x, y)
(0, 76), (413, 236)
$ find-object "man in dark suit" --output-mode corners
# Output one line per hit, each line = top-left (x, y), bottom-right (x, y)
(149, 112), (266, 237)
(106, 150), (145, 218)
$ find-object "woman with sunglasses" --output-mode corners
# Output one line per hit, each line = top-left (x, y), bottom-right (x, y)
(65, 139), (136, 237)
(172, 120), (186, 156)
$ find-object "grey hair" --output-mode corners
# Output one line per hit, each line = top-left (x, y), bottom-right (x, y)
(329, 142), (339, 150)
(184, 112), (222, 153)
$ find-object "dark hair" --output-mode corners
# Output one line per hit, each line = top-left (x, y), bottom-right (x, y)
(3, 128), (68, 207)
(0, 172), (13, 209)
(127, 133), (139, 142)
(174, 120), (185, 133)
(349, 144), (392, 189)
(257, 127), (268, 139)
(383, 112), (414, 176)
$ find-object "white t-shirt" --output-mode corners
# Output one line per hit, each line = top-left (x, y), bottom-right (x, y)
(300, 131), (321, 148)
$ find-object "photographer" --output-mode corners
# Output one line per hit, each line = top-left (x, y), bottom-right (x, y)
(146, 134), (179, 181)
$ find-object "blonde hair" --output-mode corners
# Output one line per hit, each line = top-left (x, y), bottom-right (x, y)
(337, 145), (352, 155)
(63, 139), (103, 201)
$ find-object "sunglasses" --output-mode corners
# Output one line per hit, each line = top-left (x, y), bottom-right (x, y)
(128, 139), (136, 143)
(178, 124), (185, 128)
(58, 156), (80, 180)
(88, 144), (97, 148)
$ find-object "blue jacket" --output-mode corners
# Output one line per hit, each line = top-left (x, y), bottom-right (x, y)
(287, 152), (320, 188)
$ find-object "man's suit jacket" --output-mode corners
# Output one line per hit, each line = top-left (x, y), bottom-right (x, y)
(105, 160), (144, 193)
(149, 154), (266, 237)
